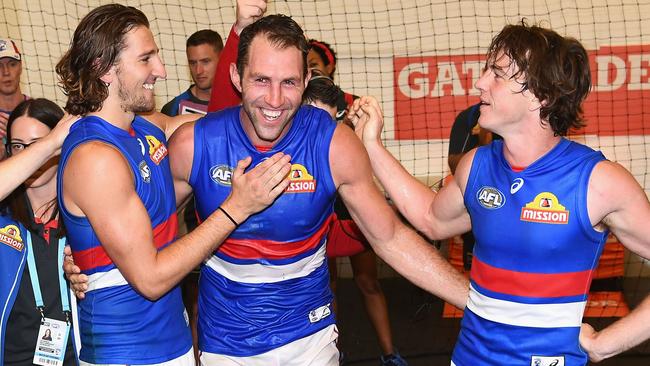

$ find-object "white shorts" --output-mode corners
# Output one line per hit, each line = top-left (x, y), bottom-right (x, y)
(79, 347), (195, 366)
(199, 324), (339, 366)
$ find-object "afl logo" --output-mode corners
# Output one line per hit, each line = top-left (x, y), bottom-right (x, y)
(138, 161), (151, 183)
(210, 165), (233, 186)
(477, 186), (505, 209)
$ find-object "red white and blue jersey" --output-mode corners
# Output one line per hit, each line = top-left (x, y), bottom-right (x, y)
(452, 138), (608, 366)
(57, 115), (192, 364)
(190, 106), (337, 356)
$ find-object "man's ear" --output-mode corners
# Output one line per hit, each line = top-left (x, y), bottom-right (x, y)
(304, 69), (312, 89)
(99, 64), (116, 86)
(230, 63), (242, 93)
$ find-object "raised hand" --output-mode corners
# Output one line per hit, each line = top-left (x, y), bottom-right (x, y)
(347, 96), (385, 145)
(234, 0), (268, 35)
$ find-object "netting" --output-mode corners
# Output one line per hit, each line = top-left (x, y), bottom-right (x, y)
(2, 0), (649, 359)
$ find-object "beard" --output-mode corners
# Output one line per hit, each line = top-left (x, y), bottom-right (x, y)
(115, 69), (155, 114)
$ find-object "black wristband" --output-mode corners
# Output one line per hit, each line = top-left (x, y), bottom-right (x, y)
(218, 206), (239, 227)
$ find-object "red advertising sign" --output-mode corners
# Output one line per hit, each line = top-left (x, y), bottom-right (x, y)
(393, 45), (650, 139)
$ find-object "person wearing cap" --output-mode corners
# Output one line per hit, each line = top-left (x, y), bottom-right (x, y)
(0, 38), (29, 161)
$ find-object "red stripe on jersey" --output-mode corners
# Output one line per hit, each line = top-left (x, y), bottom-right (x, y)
(218, 214), (334, 260)
(471, 256), (593, 298)
(74, 214), (178, 271)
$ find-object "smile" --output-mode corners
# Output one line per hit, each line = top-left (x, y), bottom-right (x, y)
(261, 108), (281, 120)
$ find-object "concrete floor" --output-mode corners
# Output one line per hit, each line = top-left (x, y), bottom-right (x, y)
(335, 277), (650, 366)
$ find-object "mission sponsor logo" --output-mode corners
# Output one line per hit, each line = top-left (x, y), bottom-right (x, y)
(476, 186), (505, 209)
(520, 192), (569, 224)
(145, 135), (168, 165)
(210, 164), (233, 186)
(285, 164), (316, 193)
(0, 224), (24, 251)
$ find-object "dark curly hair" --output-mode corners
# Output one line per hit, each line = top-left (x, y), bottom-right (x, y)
(486, 20), (591, 136)
(55, 4), (149, 115)
(237, 14), (309, 80)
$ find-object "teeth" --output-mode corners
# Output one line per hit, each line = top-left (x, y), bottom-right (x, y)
(143, 84), (154, 90)
(261, 109), (281, 120)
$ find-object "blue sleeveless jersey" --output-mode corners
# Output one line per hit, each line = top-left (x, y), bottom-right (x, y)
(57, 116), (191, 364)
(452, 138), (608, 366)
(190, 106), (338, 356)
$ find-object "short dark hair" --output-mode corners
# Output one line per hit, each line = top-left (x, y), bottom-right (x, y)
(55, 4), (149, 115)
(186, 29), (223, 54)
(303, 75), (341, 108)
(5, 98), (65, 235)
(486, 20), (591, 136)
(237, 14), (309, 79)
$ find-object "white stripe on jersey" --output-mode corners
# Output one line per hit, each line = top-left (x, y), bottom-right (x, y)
(467, 283), (587, 328)
(87, 268), (128, 292)
(205, 243), (327, 284)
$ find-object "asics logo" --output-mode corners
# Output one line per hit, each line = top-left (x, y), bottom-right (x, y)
(510, 178), (524, 194)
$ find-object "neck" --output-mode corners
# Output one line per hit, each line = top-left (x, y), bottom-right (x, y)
(502, 132), (562, 168)
(90, 96), (136, 131)
(191, 85), (211, 102)
(26, 175), (57, 220)
(0, 91), (23, 111)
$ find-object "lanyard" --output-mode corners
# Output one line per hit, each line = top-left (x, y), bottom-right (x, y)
(25, 232), (71, 323)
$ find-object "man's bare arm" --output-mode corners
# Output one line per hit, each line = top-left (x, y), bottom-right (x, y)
(349, 96), (471, 240)
(140, 111), (199, 140)
(331, 123), (469, 309)
(579, 161), (650, 361)
(62, 141), (290, 300)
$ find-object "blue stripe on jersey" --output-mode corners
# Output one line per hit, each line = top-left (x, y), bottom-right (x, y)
(198, 258), (334, 356)
(452, 309), (587, 366)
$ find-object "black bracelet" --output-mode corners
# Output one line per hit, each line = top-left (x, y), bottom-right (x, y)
(218, 206), (239, 227)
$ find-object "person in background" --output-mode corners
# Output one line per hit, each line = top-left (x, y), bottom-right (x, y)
(1, 98), (78, 365)
(161, 29), (223, 116)
(0, 38), (29, 161)
(160, 29), (224, 359)
(303, 74), (408, 366)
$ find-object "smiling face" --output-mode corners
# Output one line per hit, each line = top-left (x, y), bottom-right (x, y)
(9, 115), (58, 188)
(231, 35), (308, 147)
(112, 26), (166, 114)
(474, 52), (541, 134)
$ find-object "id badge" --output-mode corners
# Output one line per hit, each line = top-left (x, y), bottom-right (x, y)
(33, 317), (70, 366)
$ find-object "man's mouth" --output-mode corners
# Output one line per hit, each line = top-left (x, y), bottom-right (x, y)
(261, 108), (281, 121)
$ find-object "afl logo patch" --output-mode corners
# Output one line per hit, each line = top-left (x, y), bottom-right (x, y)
(477, 186), (505, 209)
(138, 160), (151, 183)
(210, 165), (233, 186)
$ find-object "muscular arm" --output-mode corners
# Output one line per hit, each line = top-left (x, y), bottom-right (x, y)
(331, 124), (469, 309)
(0, 114), (77, 200)
(139, 111), (199, 140)
(62, 140), (291, 300)
(350, 96), (471, 240)
(580, 161), (650, 361)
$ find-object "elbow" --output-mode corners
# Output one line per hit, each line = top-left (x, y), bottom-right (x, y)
(131, 278), (168, 301)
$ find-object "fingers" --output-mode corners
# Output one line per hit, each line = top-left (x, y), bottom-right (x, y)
(0, 112), (8, 138)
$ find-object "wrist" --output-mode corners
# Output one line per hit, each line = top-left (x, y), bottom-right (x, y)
(219, 198), (249, 226)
